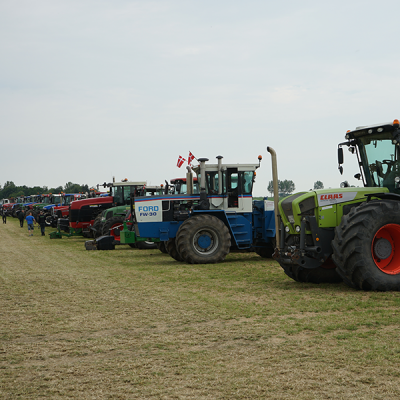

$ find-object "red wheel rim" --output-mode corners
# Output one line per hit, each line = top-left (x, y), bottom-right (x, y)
(372, 224), (400, 275)
(110, 223), (123, 242)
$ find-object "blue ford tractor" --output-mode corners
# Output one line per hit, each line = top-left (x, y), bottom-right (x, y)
(131, 155), (276, 263)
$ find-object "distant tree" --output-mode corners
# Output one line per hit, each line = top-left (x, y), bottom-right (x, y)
(314, 180), (324, 190)
(1, 181), (16, 199)
(279, 180), (295, 196)
(267, 180), (274, 196)
(49, 186), (63, 193)
(64, 182), (74, 192)
(10, 190), (24, 199)
(64, 182), (88, 193)
(268, 179), (296, 197)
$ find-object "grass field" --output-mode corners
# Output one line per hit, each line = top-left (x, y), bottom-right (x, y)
(1, 217), (400, 399)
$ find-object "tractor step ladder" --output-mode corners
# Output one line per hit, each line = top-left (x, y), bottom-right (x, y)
(226, 213), (252, 249)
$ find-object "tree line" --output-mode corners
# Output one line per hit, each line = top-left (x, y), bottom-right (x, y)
(0, 181), (91, 200)
(267, 180), (324, 197)
(0, 179), (326, 200)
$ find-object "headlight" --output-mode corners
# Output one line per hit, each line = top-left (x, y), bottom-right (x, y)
(285, 226), (290, 233)
(295, 225), (301, 233)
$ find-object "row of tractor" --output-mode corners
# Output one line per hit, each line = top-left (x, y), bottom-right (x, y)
(1, 193), (92, 227)
(4, 119), (400, 291)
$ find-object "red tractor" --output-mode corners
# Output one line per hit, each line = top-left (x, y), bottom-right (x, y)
(51, 180), (147, 238)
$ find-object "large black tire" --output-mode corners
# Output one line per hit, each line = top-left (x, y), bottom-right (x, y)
(175, 215), (231, 264)
(165, 238), (183, 262)
(136, 241), (157, 250)
(92, 214), (103, 238)
(157, 242), (168, 253)
(255, 238), (276, 258)
(332, 200), (400, 291)
(279, 257), (343, 284)
(102, 216), (124, 242)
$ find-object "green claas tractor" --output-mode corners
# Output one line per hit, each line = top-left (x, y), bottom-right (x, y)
(272, 119), (400, 291)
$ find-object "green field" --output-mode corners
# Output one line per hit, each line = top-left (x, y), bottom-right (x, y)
(1, 217), (400, 399)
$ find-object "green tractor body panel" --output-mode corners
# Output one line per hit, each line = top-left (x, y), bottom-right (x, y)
(119, 222), (160, 244)
(100, 205), (129, 224)
(279, 187), (389, 235)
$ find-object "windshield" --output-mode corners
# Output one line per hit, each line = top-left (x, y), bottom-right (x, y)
(64, 196), (73, 205)
(53, 195), (62, 204)
(111, 186), (140, 205)
(359, 133), (400, 193)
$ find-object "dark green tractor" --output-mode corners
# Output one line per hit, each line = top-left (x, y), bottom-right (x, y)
(272, 119), (400, 291)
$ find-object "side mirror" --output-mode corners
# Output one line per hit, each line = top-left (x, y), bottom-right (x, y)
(338, 147), (344, 165)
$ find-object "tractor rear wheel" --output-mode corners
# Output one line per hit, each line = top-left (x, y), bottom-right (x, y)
(332, 200), (400, 291)
(279, 257), (342, 284)
(176, 215), (231, 264)
(102, 216), (124, 242)
(165, 238), (183, 262)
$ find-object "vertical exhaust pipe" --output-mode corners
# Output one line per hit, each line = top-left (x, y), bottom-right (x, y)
(197, 158), (210, 210)
(267, 147), (280, 250)
(217, 155), (223, 194)
(186, 166), (193, 195)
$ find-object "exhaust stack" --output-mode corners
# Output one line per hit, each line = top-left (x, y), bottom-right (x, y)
(267, 146), (280, 250)
(217, 155), (223, 194)
(186, 166), (193, 195)
(197, 158), (210, 210)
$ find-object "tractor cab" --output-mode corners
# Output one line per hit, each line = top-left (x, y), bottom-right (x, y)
(193, 156), (261, 212)
(108, 181), (147, 206)
(169, 178), (199, 195)
(338, 119), (400, 194)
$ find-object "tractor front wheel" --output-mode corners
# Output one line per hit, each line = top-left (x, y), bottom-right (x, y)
(279, 257), (342, 284)
(332, 200), (400, 291)
(176, 215), (231, 264)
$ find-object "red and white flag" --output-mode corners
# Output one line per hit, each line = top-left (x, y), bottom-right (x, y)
(177, 155), (186, 168)
(188, 151), (196, 165)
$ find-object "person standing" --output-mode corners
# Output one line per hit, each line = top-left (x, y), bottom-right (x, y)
(18, 210), (25, 227)
(2, 208), (6, 224)
(37, 211), (46, 236)
(25, 212), (36, 236)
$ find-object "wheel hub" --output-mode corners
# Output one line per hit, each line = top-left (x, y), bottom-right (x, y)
(374, 238), (392, 260)
(197, 234), (212, 250)
(192, 228), (218, 255)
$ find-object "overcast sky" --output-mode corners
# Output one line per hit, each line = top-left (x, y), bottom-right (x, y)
(1, 0), (400, 196)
